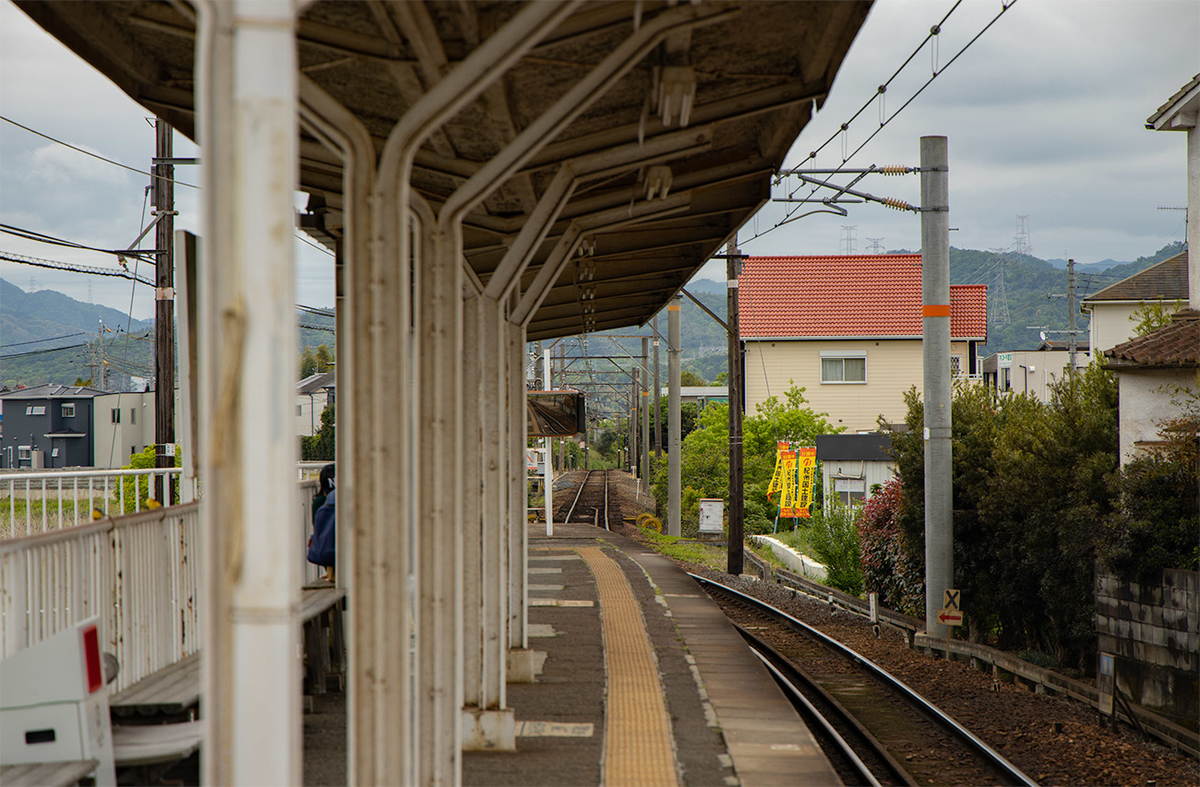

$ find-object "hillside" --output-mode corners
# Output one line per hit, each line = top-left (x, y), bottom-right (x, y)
(0, 278), (154, 389)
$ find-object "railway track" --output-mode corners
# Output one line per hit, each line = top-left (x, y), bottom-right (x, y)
(692, 574), (1039, 787)
(558, 469), (610, 529)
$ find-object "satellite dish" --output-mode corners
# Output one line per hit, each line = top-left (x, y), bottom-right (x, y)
(1039, 331), (1047, 341)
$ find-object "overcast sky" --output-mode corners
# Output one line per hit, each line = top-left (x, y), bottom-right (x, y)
(1, 0), (1197, 322)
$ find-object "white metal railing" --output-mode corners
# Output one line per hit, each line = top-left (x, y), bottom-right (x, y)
(0, 468), (183, 539)
(2, 481), (327, 689)
(0, 504), (200, 693)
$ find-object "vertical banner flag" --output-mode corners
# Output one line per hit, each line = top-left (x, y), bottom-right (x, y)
(794, 447), (817, 518)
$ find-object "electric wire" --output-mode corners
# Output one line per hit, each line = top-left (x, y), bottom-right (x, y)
(0, 224), (156, 260)
(0, 342), (89, 360)
(0, 331), (89, 349)
(744, 0), (1018, 245)
(0, 115), (199, 189)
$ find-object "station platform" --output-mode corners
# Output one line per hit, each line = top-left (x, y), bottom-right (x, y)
(462, 522), (840, 786)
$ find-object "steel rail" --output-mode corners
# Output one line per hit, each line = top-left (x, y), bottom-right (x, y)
(602, 470), (609, 531)
(563, 469), (596, 524)
(691, 574), (1039, 787)
(749, 647), (885, 787)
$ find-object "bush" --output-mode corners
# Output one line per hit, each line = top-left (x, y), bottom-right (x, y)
(1099, 408), (1200, 578)
(856, 478), (923, 614)
(808, 502), (864, 596)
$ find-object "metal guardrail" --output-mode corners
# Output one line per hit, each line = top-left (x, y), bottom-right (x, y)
(0, 468), (183, 538)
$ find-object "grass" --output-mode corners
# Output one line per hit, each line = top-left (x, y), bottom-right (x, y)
(772, 525), (813, 555)
(636, 528), (727, 571)
(0, 497), (92, 538)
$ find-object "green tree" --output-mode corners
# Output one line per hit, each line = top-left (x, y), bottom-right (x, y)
(302, 403), (336, 461)
(299, 346), (317, 378)
(314, 344), (335, 373)
(680, 368), (707, 387)
(1130, 298), (1184, 337)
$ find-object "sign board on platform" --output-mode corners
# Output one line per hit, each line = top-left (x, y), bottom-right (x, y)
(698, 499), (724, 533)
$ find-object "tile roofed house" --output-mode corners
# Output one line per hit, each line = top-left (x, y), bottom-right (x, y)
(1080, 250), (1189, 354)
(739, 254), (987, 432)
(739, 254), (988, 339)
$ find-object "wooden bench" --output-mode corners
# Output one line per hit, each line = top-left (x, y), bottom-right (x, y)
(111, 721), (203, 767)
(300, 584), (347, 695)
(0, 760), (99, 787)
(110, 652), (201, 718)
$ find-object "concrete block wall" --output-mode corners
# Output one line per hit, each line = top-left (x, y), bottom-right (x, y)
(1096, 568), (1199, 730)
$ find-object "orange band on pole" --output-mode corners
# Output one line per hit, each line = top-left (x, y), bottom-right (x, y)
(668, 304), (681, 311)
(922, 304), (951, 317)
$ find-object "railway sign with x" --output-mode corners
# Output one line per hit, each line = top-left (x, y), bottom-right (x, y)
(943, 588), (961, 612)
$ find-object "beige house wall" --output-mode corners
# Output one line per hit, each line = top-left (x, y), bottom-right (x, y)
(1087, 302), (1149, 355)
(1116, 368), (1198, 466)
(92, 391), (158, 468)
(744, 339), (976, 433)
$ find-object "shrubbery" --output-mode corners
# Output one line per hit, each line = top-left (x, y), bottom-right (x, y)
(808, 503), (863, 596)
(856, 478), (923, 614)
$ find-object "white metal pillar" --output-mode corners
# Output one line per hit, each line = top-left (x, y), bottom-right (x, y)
(195, 2), (301, 783)
(507, 313), (529, 657)
(668, 296), (682, 536)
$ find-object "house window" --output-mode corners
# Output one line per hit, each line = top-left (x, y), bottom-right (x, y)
(26, 405), (46, 416)
(62, 403), (75, 418)
(51, 448), (60, 458)
(18, 446), (31, 460)
(130, 408), (136, 425)
(950, 355), (963, 378)
(297, 405), (303, 416)
(833, 477), (866, 506)
(112, 408), (121, 424)
(820, 353), (866, 384)
(999, 367), (1011, 391)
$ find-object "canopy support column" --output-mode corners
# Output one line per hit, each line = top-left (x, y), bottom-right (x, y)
(196, 2), (301, 783)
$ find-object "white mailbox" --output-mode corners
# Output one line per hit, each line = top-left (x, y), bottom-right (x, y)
(698, 498), (724, 533)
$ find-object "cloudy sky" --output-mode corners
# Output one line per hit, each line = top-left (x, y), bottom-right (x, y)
(1, 0), (1197, 321)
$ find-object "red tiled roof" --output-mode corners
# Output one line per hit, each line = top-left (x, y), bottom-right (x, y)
(738, 254), (987, 339)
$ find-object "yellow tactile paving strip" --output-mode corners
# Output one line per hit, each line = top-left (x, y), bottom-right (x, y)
(577, 546), (679, 787)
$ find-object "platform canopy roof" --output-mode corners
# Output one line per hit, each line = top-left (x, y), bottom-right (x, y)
(17, 0), (871, 340)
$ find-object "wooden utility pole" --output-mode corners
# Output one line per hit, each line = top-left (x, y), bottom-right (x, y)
(727, 236), (744, 575)
(154, 118), (176, 503)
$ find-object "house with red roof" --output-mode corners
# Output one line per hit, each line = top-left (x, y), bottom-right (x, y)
(738, 254), (988, 432)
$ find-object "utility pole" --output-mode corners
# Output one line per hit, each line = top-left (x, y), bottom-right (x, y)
(630, 368), (639, 476)
(640, 337), (650, 494)
(727, 236), (744, 576)
(154, 118), (176, 504)
(653, 316), (661, 461)
(1067, 259), (1078, 374)
(667, 296), (681, 536)
(921, 136), (952, 638)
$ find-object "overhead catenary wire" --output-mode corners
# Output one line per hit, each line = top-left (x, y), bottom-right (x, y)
(1, 249), (156, 285)
(744, 0), (1019, 245)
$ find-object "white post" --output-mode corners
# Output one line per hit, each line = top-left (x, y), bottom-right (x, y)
(196, 1), (301, 783)
(543, 348), (553, 535)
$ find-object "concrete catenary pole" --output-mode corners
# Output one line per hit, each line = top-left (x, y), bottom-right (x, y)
(154, 118), (176, 504)
(630, 367), (639, 476)
(921, 135), (953, 638)
(653, 315), (662, 460)
(726, 236), (744, 575)
(667, 295), (682, 536)
(641, 336), (650, 494)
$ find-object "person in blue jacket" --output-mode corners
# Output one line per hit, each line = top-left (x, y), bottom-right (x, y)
(308, 464), (336, 582)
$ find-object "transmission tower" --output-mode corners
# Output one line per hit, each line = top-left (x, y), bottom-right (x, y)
(1013, 215), (1032, 257)
(839, 225), (858, 255)
(865, 237), (885, 254)
(987, 248), (1012, 329)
